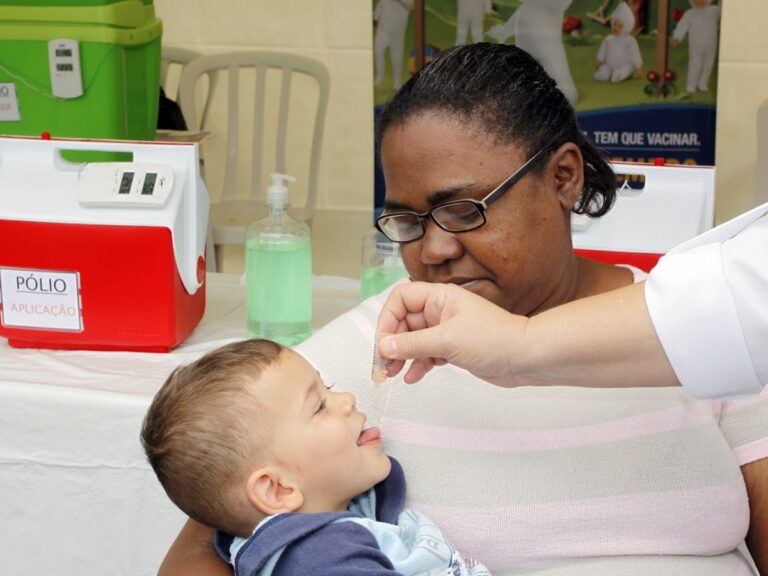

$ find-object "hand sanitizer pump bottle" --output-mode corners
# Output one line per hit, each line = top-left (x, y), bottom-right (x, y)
(245, 173), (312, 345)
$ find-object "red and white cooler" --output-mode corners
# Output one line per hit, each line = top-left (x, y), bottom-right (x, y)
(0, 136), (210, 352)
(572, 161), (716, 272)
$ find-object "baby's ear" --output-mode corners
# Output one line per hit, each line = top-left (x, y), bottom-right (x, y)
(246, 466), (304, 515)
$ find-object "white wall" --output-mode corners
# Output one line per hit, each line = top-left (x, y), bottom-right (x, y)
(714, 1), (768, 221)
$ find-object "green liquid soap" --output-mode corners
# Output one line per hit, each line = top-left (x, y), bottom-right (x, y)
(246, 233), (312, 345)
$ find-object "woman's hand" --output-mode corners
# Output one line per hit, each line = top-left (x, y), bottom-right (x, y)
(375, 282), (528, 385)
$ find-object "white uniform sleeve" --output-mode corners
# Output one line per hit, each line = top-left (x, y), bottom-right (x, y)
(646, 208), (768, 399)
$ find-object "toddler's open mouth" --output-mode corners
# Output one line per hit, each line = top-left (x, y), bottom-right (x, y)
(357, 425), (381, 446)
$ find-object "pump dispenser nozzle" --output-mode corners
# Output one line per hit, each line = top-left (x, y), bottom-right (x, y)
(267, 173), (297, 209)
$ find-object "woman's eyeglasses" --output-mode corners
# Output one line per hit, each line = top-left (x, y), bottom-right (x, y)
(376, 143), (555, 243)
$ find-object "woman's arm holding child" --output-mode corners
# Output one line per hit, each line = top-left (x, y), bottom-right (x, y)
(742, 458), (768, 574)
(158, 518), (231, 576)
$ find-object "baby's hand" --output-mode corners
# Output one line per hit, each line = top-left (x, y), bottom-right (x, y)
(670, 38), (680, 48)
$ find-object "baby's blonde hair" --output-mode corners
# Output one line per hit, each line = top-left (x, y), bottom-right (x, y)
(141, 339), (284, 536)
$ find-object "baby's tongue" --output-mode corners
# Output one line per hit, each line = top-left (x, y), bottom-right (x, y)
(357, 427), (380, 446)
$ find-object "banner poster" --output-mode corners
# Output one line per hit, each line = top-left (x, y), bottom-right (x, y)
(372, 0), (720, 211)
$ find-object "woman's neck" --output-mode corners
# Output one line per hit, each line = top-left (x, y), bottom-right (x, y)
(530, 257), (634, 316)
(574, 257), (636, 297)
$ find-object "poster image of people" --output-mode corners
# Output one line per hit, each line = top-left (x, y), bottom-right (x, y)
(372, 0), (721, 209)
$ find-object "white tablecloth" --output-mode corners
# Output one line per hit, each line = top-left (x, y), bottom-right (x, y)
(0, 273), (360, 576)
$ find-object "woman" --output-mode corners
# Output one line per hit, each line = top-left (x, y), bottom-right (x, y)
(161, 43), (768, 575)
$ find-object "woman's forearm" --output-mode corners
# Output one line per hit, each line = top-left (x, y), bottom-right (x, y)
(158, 519), (231, 576)
(516, 281), (681, 389)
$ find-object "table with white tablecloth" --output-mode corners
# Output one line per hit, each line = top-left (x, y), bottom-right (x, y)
(0, 273), (360, 576)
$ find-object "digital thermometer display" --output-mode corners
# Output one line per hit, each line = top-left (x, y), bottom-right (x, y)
(79, 164), (175, 208)
(141, 173), (158, 195)
(48, 39), (82, 99)
(119, 172), (134, 194)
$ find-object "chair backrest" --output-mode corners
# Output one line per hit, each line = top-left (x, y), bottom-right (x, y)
(177, 50), (330, 226)
(161, 46), (200, 96)
(572, 162), (715, 272)
(161, 46), (217, 130)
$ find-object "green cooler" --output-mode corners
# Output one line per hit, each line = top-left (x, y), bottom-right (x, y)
(0, 0), (162, 143)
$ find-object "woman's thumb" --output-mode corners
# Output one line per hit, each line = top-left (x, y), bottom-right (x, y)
(380, 327), (446, 361)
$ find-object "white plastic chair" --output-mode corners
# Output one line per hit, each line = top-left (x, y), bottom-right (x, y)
(161, 46), (198, 97)
(571, 162), (715, 271)
(178, 51), (330, 269)
(160, 46), (219, 270)
(160, 46), (218, 130)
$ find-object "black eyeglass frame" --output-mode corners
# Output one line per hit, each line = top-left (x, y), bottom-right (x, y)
(375, 142), (557, 243)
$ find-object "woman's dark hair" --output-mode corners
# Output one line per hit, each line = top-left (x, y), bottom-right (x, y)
(376, 43), (616, 217)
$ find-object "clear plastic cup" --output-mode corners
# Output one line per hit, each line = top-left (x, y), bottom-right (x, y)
(359, 228), (409, 301)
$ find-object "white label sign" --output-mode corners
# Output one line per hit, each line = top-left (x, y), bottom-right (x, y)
(0, 83), (21, 122)
(0, 267), (82, 331)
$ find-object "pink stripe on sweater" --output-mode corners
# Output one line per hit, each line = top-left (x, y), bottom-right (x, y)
(382, 403), (716, 452)
(733, 437), (768, 466)
(720, 391), (768, 416)
(413, 482), (749, 570)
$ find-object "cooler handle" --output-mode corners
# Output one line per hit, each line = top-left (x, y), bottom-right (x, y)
(0, 0), (147, 29)
(51, 140), (179, 172)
